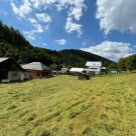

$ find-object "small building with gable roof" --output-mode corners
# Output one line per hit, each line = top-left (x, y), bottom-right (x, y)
(0, 57), (25, 82)
(85, 61), (102, 74)
(21, 62), (51, 78)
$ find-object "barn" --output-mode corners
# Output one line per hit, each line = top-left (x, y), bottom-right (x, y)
(21, 62), (51, 79)
(0, 57), (25, 82)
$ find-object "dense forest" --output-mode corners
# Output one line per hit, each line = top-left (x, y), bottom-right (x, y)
(0, 21), (114, 69)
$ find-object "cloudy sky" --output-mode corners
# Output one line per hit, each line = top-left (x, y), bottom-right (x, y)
(0, 0), (136, 61)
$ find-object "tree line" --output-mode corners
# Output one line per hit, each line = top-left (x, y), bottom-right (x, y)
(108, 55), (136, 71)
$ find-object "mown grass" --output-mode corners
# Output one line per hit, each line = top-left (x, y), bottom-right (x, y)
(0, 74), (136, 136)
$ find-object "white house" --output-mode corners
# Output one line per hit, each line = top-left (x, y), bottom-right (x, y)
(69, 68), (84, 73)
(85, 61), (102, 74)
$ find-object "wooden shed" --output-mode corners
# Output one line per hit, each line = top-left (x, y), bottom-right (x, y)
(0, 57), (25, 82)
(21, 62), (51, 79)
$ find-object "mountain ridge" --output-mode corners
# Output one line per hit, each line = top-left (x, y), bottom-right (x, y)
(0, 21), (113, 68)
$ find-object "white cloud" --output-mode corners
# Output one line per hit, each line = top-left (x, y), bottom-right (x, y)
(96, 0), (136, 34)
(69, 7), (83, 21)
(81, 41), (133, 61)
(11, 0), (32, 18)
(30, 0), (55, 9)
(65, 17), (82, 36)
(28, 18), (37, 24)
(28, 18), (44, 33)
(36, 13), (52, 24)
(23, 31), (35, 40)
(23, 17), (46, 40)
(10, 0), (85, 37)
(65, 0), (85, 36)
(55, 39), (67, 45)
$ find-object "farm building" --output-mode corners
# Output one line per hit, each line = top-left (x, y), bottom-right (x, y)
(101, 67), (107, 74)
(70, 68), (92, 74)
(69, 68), (84, 73)
(110, 69), (119, 74)
(85, 61), (102, 74)
(60, 68), (69, 74)
(21, 62), (51, 79)
(0, 57), (25, 82)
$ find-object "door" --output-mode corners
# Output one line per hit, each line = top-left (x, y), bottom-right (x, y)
(0, 71), (8, 80)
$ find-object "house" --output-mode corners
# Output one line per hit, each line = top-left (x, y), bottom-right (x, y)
(69, 68), (92, 74)
(60, 68), (69, 74)
(110, 69), (119, 74)
(69, 68), (84, 73)
(85, 61), (102, 74)
(0, 57), (25, 82)
(101, 67), (107, 74)
(21, 62), (51, 79)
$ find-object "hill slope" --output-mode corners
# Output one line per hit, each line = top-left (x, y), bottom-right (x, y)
(60, 49), (112, 67)
(0, 21), (113, 67)
(0, 74), (136, 136)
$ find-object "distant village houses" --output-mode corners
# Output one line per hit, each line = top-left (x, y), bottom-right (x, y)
(69, 61), (107, 75)
(0, 58), (52, 83)
(0, 57), (108, 83)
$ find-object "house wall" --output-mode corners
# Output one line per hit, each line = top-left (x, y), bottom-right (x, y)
(0, 70), (8, 80)
(27, 70), (50, 79)
(88, 66), (101, 74)
(27, 70), (43, 78)
(0, 58), (25, 82)
(8, 71), (25, 81)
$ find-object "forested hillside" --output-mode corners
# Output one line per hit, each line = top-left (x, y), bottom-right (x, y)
(118, 54), (136, 71)
(0, 21), (113, 68)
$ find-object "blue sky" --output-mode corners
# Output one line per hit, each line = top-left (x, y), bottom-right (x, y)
(0, 0), (136, 61)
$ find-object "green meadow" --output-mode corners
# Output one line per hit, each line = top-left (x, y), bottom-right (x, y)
(0, 74), (136, 136)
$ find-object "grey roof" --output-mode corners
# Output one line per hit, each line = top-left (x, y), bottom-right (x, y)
(85, 61), (102, 67)
(22, 62), (50, 71)
(0, 57), (9, 63)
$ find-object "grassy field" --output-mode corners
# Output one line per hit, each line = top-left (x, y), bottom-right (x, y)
(0, 74), (136, 136)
